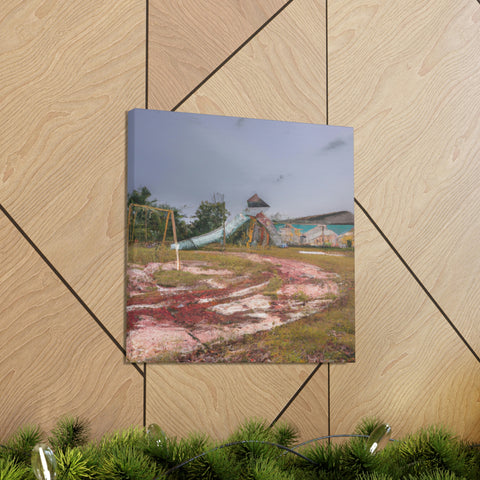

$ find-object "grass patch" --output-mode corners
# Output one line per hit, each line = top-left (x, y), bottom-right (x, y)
(128, 244), (175, 265)
(128, 246), (274, 275)
(153, 269), (207, 288)
(263, 275), (283, 298)
(196, 252), (275, 277)
(293, 290), (311, 303)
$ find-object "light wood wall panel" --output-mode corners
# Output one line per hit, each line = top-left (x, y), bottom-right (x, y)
(147, 365), (328, 440)
(1, 0), (478, 446)
(329, 0), (480, 440)
(148, 0), (288, 110)
(0, 0), (145, 341)
(329, 0), (480, 352)
(0, 215), (143, 441)
(0, 0), (145, 439)
(178, 0), (326, 123)
(331, 208), (480, 440)
(146, 0), (329, 442)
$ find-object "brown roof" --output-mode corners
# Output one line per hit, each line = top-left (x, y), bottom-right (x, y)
(247, 194), (269, 208)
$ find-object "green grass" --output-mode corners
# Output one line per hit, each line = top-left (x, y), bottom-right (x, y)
(129, 245), (277, 278)
(293, 290), (311, 303)
(263, 275), (283, 298)
(153, 269), (210, 288)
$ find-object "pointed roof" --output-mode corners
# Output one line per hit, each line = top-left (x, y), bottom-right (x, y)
(247, 194), (270, 208)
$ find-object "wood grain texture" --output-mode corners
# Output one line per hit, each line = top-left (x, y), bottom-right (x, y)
(147, 364), (328, 441)
(146, 0), (329, 442)
(0, 0), (145, 341)
(329, 0), (480, 353)
(0, 214), (143, 441)
(1, 0), (477, 446)
(178, 0), (326, 123)
(330, 208), (480, 441)
(148, 0), (288, 110)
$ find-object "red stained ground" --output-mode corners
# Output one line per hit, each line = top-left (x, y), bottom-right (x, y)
(126, 252), (339, 363)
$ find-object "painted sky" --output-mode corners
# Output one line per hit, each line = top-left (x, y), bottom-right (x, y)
(128, 109), (354, 222)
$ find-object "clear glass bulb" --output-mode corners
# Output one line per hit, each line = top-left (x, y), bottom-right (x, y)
(146, 423), (167, 447)
(366, 424), (392, 454)
(31, 444), (56, 480)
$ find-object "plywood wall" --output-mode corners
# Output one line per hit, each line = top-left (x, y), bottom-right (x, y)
(1, 0), (478, 443)
(0, 0), (146, 439)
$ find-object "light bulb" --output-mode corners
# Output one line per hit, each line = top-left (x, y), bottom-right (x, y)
(31, 444), (56, 480)
(146, 423), (167, 447)
(366, 424), (392, 454)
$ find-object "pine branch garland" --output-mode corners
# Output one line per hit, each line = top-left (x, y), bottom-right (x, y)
(0, 417), (478, 479)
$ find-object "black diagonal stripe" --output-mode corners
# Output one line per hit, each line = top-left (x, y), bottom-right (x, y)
(0, 203), (144, 377)
(145, 0), (149, 109)
(143, 363), (147, 427)
(355, 197), (480, 363)
(327, 362), (331, 438)
(171, 0), (295, 112)
(270, 0), (330, 428)
(269, 362), (323, 428)
(325, 0), (329, 125)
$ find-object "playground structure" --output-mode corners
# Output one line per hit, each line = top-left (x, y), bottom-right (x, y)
(170, 211), (283, 250)
(169, 210), (353, 251)
(246, 212), (282, 247)
(129, 195), (353, 252)
(128, 203), (180, 269)
(171, 212), (248, 250)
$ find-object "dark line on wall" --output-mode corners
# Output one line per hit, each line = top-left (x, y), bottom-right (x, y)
(354, 198), (480, 363)
(143, 364), (147, 427)
(0, 203), (145, 377)
(270, 0), (330, 432)
(145, 0), (149, 109)
(327, 363), (331, 438)
(269, 362), (323, 428)
(171, 0), (295, 112)
(325, 0), (331, 443)
(325, 0), (328, 125)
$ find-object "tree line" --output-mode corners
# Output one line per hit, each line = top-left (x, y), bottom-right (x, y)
(127, 187), (229, 243)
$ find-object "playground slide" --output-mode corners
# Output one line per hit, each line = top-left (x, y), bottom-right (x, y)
(254, 212), (282, 246)
(171, 212), (250, 250)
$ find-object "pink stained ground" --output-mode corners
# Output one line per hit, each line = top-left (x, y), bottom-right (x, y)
(126, 252), (340, 363)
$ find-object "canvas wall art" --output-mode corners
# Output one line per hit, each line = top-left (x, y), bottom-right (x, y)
(126, 109), (354, 364)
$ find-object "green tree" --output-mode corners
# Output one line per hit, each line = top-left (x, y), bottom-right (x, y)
(127, 186), (157, 206)
(191, 194), (230, 237)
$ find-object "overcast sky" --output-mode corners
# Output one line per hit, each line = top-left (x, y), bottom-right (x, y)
(128, 109), (353, 222)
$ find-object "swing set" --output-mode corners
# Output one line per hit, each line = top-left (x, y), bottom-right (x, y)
(127, 203), (180, 270)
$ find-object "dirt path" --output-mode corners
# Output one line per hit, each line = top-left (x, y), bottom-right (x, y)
(126, 252), (339, 362)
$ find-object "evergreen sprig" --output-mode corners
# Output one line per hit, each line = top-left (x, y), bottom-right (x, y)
(0, 457), (32, 480)
(48, 416), (89, 452)
(55, 447), (91, 480)
(2, 425), (42, 466)
(395, 426), (468, 477)
(98, 444), (161, 480)
(355, 417), (385, 437)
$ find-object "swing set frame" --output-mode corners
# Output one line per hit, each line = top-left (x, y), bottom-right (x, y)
(127, 203), (180, 270)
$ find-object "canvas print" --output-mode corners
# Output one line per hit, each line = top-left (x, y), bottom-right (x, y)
(126, 109), (354, 364)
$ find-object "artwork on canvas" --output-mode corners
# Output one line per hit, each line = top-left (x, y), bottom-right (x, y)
(126, 109), (354, 364)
